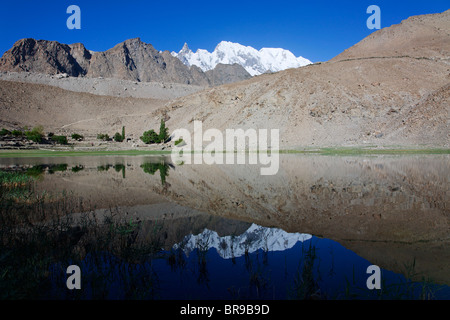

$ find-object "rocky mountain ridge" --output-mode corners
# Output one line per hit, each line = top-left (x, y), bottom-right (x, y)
(0, 38), (251, 86)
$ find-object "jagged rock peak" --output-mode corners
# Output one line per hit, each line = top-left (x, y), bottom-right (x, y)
(0, 38), (253, 86)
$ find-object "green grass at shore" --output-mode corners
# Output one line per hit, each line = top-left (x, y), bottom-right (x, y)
(0, 149), (172, 158)
(0, 147), (448, 158)
(280, 147), (450, 155)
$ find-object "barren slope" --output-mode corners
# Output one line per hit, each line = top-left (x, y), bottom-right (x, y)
(333, 9), (450, 62)
(160, 10), (450, 149)
(162, 57), (449, 148)
(0, 80), (167, 139)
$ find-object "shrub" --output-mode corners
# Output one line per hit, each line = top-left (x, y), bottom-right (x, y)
(51, 135), (68, 145)
(97, 133), (110, 141)
(25, 126), (45, 143)
(71, 133), (84, 141)
(26, 165), (46, 178)
(140, 129), (160, 144)
(11, 130), (23, 137)
(0, 170), (34, 188)
(0, 128), (11, 136)
(31, 125), (44, 135)
(174, 138), (184, 146)
(114, 132), (124, 142)
(25, 133), (43, 143)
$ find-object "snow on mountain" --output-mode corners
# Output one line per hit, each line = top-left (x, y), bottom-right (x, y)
(172, 41), (312, 76)
(173, 224), (312, 259)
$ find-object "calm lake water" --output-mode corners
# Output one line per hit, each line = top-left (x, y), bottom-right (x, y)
(0, 154), (449, 300)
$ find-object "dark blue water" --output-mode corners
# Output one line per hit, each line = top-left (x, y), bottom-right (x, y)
(44, 234), (450, 300)
(2, 155), (448, 300)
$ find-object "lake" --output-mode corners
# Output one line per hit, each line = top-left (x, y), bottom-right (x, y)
(0, 154), (449, 300)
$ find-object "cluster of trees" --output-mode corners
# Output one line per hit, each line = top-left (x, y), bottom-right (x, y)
(0, 128), (23, 137)
(1, 126), (84, 145)
(97, 126), (125, 142)
(49, 133), (68, 145)
(0, 126), (47, 143)
(140, 119), (170, 144)
(97, 133), (110, 141)
(2, 121), (172, 147)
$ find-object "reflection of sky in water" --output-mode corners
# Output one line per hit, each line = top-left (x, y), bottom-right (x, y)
(46, 226), (450, 300)
(153, 235), (450, 300)
(2, 155), (449, 300)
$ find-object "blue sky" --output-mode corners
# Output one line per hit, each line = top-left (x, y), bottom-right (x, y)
(0, 1), (448, 62)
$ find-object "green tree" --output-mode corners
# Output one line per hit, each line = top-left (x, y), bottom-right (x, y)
(51, 135), (68, 145)
(140, 119), (169, 145)
(97, 133), (110, 141)
(114, 132), (124, 142)
(11, 130), (23, 137)
(0, 128), (11, 136)
(122, 126), (126, 140)
(71, 133), (84, 141)
(140, 129), (159, 144)
(159, 119), (169, 143)
(25, 126), (44, 143)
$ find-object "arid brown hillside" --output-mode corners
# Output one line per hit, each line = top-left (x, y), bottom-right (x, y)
(160, 10), (450, 148)
(333, 9), (450, 61)
(0, 80), (165, 139)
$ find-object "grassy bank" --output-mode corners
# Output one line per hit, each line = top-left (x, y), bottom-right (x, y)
(281, 147), (450, 155)
(0, 146), (449, 158)
(0, 149), (172, 158)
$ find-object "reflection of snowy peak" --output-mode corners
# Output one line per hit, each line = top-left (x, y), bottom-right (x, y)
(174, 224), (312, 259)
(172, 41), (312, 76)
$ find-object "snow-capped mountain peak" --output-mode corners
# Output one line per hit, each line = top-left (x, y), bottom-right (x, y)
(172, 41), (312, 76)
(173, 224), (312, 259)
(180, 42), (190, 54)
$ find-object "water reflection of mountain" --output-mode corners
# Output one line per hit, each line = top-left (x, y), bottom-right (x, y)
(174, 224), (312, 259)
(0, 154), (448, 287)
(156, 155), (449, 286)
